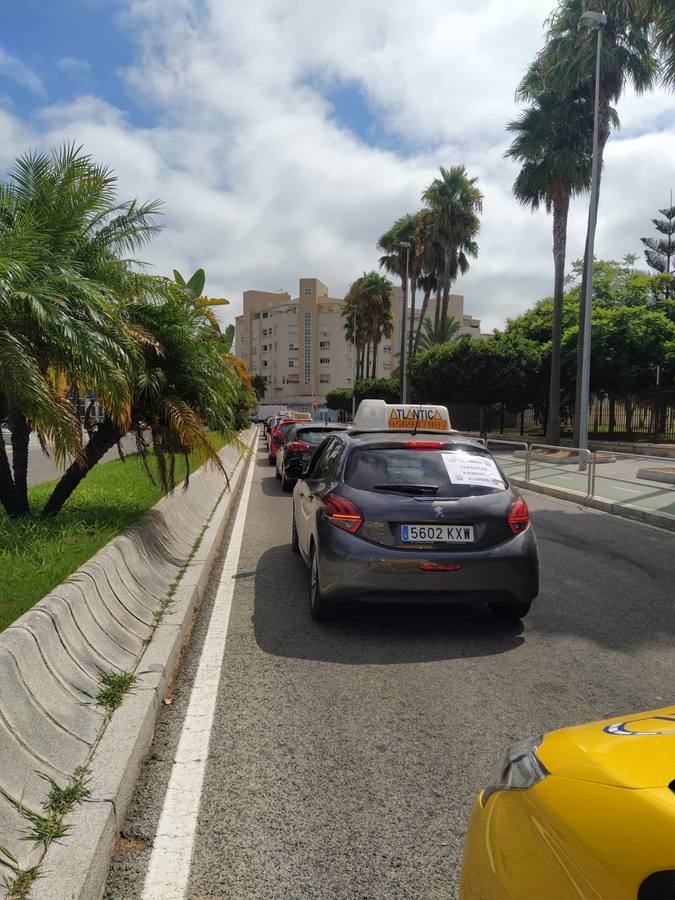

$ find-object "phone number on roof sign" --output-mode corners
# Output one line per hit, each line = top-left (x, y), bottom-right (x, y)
(387, 408), (449, 430)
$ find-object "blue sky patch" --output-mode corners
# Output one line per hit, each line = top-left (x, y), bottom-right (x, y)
(314, 78), (404, 153)
(0, 0), (152, 126)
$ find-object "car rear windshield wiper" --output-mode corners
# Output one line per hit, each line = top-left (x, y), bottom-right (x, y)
(373, 483), (439, 495)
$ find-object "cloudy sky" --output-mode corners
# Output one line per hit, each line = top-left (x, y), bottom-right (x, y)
(1, 0), (674, 331)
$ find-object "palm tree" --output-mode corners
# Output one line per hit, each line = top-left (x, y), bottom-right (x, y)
(342, 272), (393, 381)
(506, 82), (594, 444)
(41, 278), (242, 516)
(417, 316), (461, 353)
(535, 0), (658, 442)
(377, 214), (417, 370)
(0, 145), (151, 516)
(421, 165), (482, 332)
(651, 1), (675, 84)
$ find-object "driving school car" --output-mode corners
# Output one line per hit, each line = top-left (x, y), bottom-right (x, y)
(292, 400), (539, 621)
(460, 706), (675, 900)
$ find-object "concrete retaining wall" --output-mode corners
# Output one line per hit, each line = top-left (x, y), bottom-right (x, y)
(0, 428), (256, 897)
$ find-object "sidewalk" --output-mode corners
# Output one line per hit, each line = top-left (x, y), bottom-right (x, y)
(491, 447), (675, 526)
(467, 430), (675, 459)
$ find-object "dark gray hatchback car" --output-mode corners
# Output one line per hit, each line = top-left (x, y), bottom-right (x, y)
(292, 430), (539, 621)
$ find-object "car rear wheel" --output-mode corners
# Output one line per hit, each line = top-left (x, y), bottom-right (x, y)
(488, 599), (532, 621)
(309, 544), (332, 621)
(291, 508), (300, 554)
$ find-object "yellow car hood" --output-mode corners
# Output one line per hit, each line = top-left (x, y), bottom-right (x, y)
(538, 706), (675, 789)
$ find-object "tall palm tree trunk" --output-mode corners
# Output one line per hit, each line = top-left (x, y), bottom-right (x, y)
(441, 251), (452, 329)
(365, 343), (371, 381)
(42, 418), (124, 518)
(434, 286), (442, 332)
(413, 286), (432, 354)
(547, 195), (570, 445)
(8, 409), (31, 516)
(0, 439), (18, 518)
(408, 277), (416, 360)
(372, 340), (379, 379)
(573, 101), (610, 445)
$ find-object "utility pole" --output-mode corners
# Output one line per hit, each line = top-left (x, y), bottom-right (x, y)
(577, 10), (606, 453)
(400, 241), (411, 404)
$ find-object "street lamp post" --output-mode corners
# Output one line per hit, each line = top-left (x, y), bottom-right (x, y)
(399, 241), (411, 404)
(578, 9), (607, 452)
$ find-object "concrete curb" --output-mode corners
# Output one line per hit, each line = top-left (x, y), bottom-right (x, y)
(510, 476), (675, 533)
(0, 427), (259, 899)
(636, 468), (675, 485)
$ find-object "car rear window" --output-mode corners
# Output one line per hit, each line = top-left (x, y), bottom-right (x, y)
(344, 447), (506, 497)
(297, 429), (340, 446)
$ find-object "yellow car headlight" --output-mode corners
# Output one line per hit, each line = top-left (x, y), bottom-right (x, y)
(481, 737), (548, 807)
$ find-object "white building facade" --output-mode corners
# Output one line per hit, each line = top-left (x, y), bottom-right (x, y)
(235, 277), (480, 407)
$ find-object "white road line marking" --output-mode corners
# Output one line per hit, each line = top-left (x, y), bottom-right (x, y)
(141, 448), (257, 900)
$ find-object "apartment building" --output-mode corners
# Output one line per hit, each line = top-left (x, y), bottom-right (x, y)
(235, 277), (480, 407)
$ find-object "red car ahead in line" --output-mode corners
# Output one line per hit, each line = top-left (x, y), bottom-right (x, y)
(267, 418), (310, 464)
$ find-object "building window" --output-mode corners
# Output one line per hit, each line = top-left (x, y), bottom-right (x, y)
(346, 376), (352, 384)
(262, 361), (268, 368)
(262, 311), (268, 318)
(288, 360), (295, 368)
(304, 312), (312, 384)
(262, 345), (267, 352)
(303, 287), (312, 296)
(319, 340), (330, 349)
(383, 362), (391, 371)
(319, 357), (330, 366)
(289, 343), (299, 351)
(319, 374), (331, 384)
(383, 345), (391, 354)
(253, 312), (260, 320)
(288, 373), (299, 384)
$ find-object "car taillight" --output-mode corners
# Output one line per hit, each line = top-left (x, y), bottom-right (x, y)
(404, 441), (444, 450)
(288, 440), (311, 453)
(323, 494), (363, 534)
(508, 497), (529, 534)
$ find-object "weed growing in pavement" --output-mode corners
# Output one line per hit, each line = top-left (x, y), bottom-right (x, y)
(1, 770), (91, 896)
(21, 770), (91, 851)
(0, 846), (41, 900)
(96, 670), (137, 713)
(40, 771), (90, 819)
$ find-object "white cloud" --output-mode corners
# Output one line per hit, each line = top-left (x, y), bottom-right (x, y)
(0, 48), (44, 96)
(57, 57), (92, 75)
(4, 1), (675, 334)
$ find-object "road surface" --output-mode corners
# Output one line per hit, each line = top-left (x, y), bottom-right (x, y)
(3, 435), (137, 487)
(105, 431), (675, 899)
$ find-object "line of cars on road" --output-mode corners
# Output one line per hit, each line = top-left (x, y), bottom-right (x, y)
(261, 400), (675, 899)
(264, 400), (539, 623)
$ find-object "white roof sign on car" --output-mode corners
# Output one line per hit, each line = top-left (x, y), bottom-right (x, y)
(351, 399), (453, 434)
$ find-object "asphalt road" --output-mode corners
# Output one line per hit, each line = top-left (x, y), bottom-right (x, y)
(105, 432), (675, 900)
(3, 435), (137, 487)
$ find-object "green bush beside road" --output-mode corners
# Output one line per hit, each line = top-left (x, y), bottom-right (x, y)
(0, 434), (227, 632)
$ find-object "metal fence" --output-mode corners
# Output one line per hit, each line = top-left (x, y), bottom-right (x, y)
(485, 440), (675, 525)
(448, 388), (675, 443)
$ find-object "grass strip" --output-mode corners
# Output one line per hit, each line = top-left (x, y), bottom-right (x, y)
(0, 434), (227, 631)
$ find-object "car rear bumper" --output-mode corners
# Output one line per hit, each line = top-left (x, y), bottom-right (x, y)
(316, 522), (539, 604)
